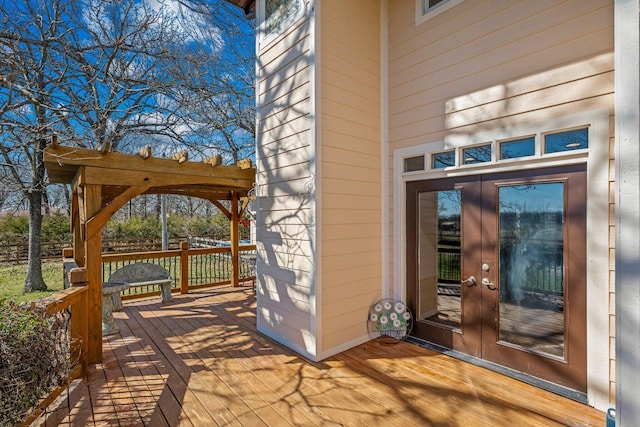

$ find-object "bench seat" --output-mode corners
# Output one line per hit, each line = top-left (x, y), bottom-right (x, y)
(106, 263), (173, 310)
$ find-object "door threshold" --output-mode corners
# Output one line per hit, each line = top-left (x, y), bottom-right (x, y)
(406, 336), (589, 405)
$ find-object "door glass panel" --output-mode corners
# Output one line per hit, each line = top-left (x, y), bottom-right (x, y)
(418, 190), (462, 329)
(498, 183), (565, 357)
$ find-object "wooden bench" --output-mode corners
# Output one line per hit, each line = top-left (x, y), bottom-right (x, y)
(106, 263), (173, 310)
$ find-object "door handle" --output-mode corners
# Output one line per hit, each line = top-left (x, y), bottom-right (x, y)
(482, 278), (497, 290)
(461, 276), (476, 287)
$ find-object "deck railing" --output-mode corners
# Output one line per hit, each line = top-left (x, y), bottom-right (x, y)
(101, 241), (256, 300)
(20, 265), (88, 427)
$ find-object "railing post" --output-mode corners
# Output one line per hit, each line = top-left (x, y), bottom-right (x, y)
(180, 241), (189, 294)
(230, 192), (240, 287)
(68, 267), (88, 376)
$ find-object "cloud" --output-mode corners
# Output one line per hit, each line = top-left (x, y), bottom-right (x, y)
(146, 0), (224, 51)
(81, 0), (224, 52)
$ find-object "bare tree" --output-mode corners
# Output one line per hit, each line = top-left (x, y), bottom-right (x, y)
(0, 0), (255, 292)
(163, 0), (256, 163)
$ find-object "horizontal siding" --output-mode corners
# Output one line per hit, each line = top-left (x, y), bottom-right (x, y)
(322, 209), (380, 227)
(319, 0), (381, 355)
(322, 177), (381, 197)
(257, 161), (310, 183)
(256, 3), (315, 357)
(258, 207), (314, 226)
(392, 63), (613, 130)
(445, 52), (614, 112)
(388, 2), (614, 138)
(446, 73), (613, 128)
(260, 98), (311, 135)
(259, 144), (309, 172)
(322, 268), (383, 301)
(258, 194), (312, 215)
(322, 223), (382, 241)
(322, 298), (372, 350)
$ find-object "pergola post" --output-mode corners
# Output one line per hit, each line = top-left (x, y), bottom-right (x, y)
(71, 189), (85, 267)
(230, 191), (240, 287)
(83, 184), (103, 364)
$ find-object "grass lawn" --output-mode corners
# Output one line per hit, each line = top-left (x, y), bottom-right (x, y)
(0, 261), (65, 304)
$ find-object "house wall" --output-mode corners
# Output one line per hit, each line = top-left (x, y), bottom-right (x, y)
(318, 0), (382, 355)
(255, 0), (382, 360)
(387, 0), (614, 408)
(255, 0), (317, 358)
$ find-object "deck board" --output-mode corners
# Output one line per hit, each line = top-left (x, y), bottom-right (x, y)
(35, 287), (605, 426)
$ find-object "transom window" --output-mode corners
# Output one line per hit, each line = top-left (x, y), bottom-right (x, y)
(462, 144), (492, 165)
(545, 128), (588, 154)
(500, 136), (535, 160)
(404, 155), (425, 172)
(420, 127), (589, 172)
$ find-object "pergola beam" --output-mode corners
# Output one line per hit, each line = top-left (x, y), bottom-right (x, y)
(45, 145), (253, 185)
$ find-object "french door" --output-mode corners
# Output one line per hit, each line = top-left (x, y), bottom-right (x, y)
(406, 164), (587, 392)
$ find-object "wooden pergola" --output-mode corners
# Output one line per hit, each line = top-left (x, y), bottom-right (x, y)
(44, 144), (255, 364)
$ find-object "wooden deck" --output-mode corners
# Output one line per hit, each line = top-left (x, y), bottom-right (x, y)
(35, 287), (605, 426)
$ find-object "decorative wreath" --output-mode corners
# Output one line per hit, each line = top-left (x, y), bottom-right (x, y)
(367, 298), (413, 341)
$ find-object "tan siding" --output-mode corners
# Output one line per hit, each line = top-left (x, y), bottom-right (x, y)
(445, 74), (614, 128)
(261, 115), (312, 145)
(257, 162), (310, 183)
(260, 145), (310, 172)
(261, 214), (312, 234)
(323, 223), (381, 241)
(609, 126), (616, 402)
(321, 161), (380, 183)
(259, 177), (313, 197)
(319, 0), (381, 356)
(388, 0), (614, 402)
(261, 129), (311, 157)
(322, 299), (372, 350)
(323, 209), (380, 226)
(323, 177), (380, 197)
(256, 4), (314, 356)
(322, 268), (382, 300)
(322, 114), (380, 142)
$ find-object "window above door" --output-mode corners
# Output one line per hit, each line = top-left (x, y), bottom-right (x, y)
(400, 126), (590, 175)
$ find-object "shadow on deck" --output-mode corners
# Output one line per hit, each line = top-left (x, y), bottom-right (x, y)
(35, 287), (605, 426)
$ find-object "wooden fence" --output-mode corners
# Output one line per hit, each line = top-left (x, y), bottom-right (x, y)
(0, 237), (187, 264)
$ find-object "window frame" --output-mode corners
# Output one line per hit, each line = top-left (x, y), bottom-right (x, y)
(259, 0), (306, 48)
(415, 0), (465, 26)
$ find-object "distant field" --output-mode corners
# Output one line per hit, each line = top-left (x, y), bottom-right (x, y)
(0, 261), (65, 303)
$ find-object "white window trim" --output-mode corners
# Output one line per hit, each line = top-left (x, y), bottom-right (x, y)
(258, 0), (306, 49)
(415, 0), (464, 26)
(392, 109), (610, 410)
